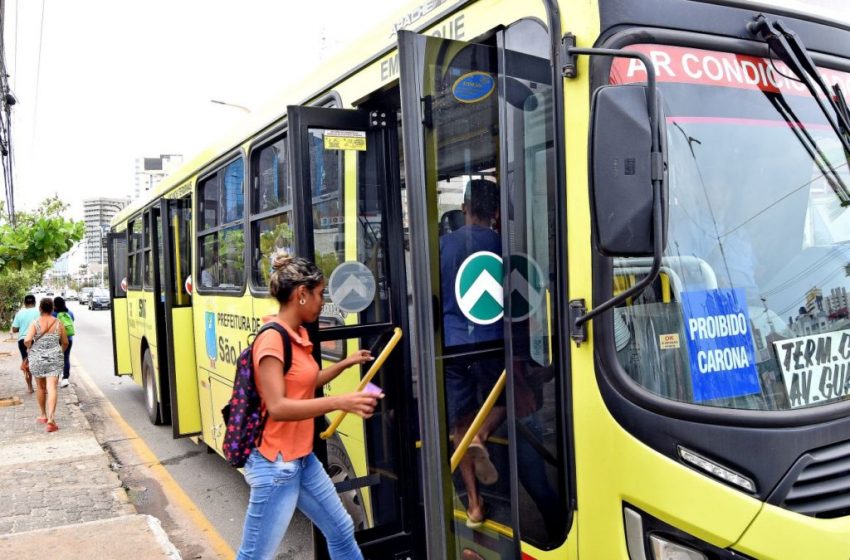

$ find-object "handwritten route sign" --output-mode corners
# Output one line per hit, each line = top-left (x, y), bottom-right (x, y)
(680, 288), (760, 402)
(774, 329), (850, 408)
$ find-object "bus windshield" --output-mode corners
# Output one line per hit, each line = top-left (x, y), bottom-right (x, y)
(611, 45), (850, 411)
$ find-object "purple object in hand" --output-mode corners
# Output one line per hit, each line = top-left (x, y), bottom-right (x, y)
(364, 382), (383, 395)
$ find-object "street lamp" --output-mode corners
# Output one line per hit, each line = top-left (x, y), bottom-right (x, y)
(210, 99), (251, 113)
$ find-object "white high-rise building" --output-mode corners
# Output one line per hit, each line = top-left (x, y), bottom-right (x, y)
(133, 154), (183, 200)
(84, 198), (130, 266)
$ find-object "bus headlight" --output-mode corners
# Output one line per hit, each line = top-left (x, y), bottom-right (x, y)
(649, 535), (707, 560)
(623, 505), (753, 560)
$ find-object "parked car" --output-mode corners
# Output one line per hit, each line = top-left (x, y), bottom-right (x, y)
(89, 288), (110, 310)
(79, 287), (95, 305)
(64, 289), (78, 301)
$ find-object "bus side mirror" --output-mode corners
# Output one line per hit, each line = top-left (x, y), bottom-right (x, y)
(590, 84), (667, 257)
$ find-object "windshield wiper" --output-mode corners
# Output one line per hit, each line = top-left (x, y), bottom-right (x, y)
(768, 95), (850, 205)
(750, 15), (850, 205)
(834, 82), (850, 144)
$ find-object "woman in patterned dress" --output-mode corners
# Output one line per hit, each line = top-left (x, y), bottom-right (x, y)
(24, 298), (69, 433)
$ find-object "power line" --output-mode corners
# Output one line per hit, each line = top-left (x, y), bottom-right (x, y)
(30, 0), (45, 157)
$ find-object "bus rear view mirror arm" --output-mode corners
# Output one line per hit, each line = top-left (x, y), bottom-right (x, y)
(562, 45), (668, 334)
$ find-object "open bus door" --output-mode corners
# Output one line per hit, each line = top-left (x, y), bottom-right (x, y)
(286, 105), (421, 559)
(398, 24), (572, 559)
(107, 231), (132, 376)
(159, 195), (202, 437)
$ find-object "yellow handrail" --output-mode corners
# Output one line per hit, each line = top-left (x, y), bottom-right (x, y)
(449, 370), (506, 473)
(320, 327), (403, 440)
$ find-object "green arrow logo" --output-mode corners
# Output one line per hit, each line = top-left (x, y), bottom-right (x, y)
(455, 251), (504, 325)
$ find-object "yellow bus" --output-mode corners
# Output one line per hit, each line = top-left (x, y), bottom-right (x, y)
(107, 0), (850, 557)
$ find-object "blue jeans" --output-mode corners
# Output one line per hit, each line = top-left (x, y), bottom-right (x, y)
(62, 337), (72, 379)
(236, 449), (362, 560)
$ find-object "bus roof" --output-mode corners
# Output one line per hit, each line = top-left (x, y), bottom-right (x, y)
(112, 0), (465, 227)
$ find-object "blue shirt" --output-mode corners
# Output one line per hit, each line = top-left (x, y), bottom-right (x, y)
(11, 308), (39, 340)
(439, 224), (502, 347)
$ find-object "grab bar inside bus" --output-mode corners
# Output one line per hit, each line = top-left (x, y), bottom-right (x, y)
(450, 370), (506, 473)
(320, 327), (403, 440)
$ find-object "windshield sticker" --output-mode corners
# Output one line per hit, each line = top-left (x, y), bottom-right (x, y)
(610, 44), (850, 98)
(659, 333), (680, 350)
(680, 288), (761, 402)
(774, 330), (850, 408)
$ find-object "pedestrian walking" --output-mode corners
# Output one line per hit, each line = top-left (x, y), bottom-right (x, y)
(235, 251), (381, 560)
(53, 296), (75, 388)
(24, 298), (69, 433)
(10, 294), (39, 393)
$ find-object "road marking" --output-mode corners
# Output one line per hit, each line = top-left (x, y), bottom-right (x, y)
(72, 357), (235, 560)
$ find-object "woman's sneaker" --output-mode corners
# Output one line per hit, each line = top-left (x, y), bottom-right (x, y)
(59, 379), (69, 388)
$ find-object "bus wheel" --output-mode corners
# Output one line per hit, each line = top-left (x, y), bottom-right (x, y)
(142, 348), (163, 425)
(327, 437), (367, 530)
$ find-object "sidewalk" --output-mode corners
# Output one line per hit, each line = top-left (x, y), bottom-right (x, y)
(0, 336), (180, 559)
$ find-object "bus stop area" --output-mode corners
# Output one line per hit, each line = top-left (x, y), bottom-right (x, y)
(0, 336), (180, 559)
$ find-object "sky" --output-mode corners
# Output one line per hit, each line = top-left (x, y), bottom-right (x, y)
(3, 0), (388, 219)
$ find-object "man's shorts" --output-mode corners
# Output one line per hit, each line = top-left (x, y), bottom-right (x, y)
(17, 339), (27, 361)
(445, 354), (506, 427)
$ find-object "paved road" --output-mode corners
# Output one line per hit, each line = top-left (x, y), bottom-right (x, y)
(67, 300), (314, 559)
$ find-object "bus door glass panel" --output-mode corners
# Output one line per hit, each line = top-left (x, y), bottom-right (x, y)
(251, 135), (295, 289)
(500, 20), (569, 548)
(399, 24), (569, 556)
(300, 126), (392, 327)
(287, 106), (406, 547)
(143, 211), (154, 291)
(108, 232), (132, 376)
(167, 197), (193, 307)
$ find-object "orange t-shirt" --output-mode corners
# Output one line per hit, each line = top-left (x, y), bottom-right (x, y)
(252, 317), (319, 462)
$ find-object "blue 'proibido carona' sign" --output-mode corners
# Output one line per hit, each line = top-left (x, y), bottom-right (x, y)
(680, 288), (760, 402)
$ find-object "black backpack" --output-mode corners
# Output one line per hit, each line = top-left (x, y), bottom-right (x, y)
(221, 322), (292, 468)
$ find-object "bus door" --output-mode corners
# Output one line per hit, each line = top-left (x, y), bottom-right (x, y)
(146, 207), (172, 425)
(160, 195), (201, 437)
(286, 105), (420, 559)
(107, 231), (132, 376)
(398, 24), (571, 559)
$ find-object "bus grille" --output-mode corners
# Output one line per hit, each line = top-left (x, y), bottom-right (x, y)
(781, 439), (850, 518)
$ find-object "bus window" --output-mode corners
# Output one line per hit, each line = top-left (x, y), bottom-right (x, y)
(251, 136), (294, 288)
(128, 218), (143, 289)
(197, 157), (245, 292)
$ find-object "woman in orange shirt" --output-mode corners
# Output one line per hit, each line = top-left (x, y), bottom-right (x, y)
(236, 252), (381, 560)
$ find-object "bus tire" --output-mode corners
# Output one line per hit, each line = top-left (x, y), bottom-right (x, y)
(326, 436), (368, 531)
(142, 348), (163, 425)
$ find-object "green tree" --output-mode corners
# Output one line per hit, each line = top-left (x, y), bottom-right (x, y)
(0, 196), (84, 271)
(0, 197), (84, 327)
